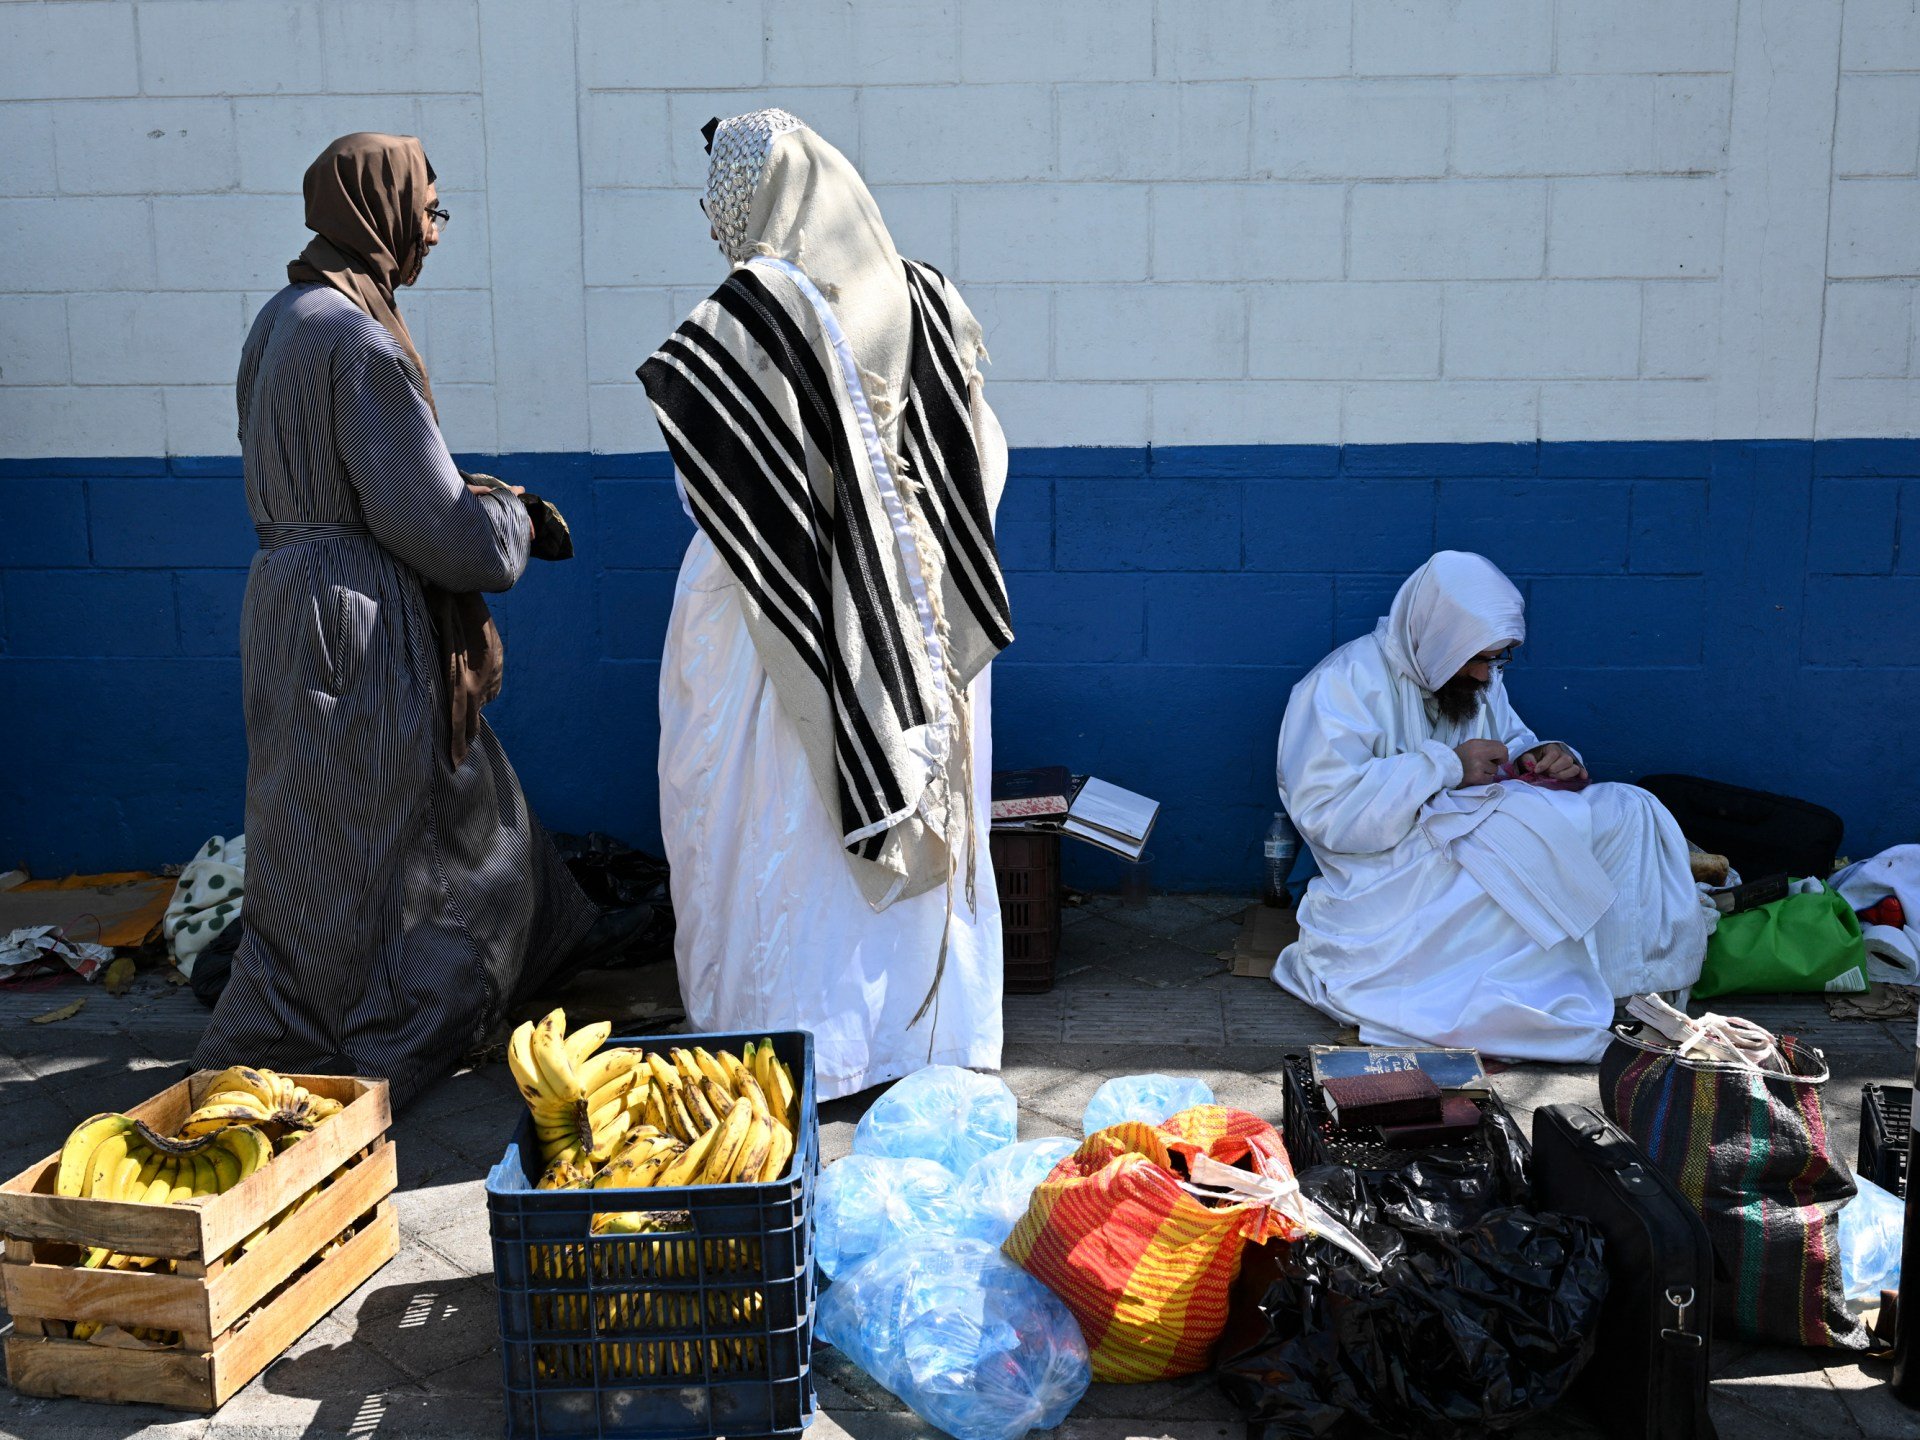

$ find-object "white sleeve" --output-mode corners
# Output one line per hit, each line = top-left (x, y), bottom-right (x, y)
(1278, 665), (1464, 857)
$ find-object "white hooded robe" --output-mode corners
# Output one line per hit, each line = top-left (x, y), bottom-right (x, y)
(1272, 552), (1708, 1064)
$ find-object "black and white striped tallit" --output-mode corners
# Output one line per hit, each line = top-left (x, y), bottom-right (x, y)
(640, 258), (1013, 907)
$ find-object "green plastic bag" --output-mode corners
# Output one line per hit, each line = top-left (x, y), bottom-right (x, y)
(1694, 882), (1869, 999)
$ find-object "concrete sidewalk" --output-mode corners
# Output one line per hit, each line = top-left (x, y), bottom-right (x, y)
(1, 894), (1915, 1439)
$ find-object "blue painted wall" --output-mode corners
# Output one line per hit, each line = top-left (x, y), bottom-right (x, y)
(2, 440), (1914, 891)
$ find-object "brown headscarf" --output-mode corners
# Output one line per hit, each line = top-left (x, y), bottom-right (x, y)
(289, 132), (438, 416)
(290, 132), (500, 769)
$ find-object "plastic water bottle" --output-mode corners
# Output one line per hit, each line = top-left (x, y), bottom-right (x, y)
(1262, 811), (1299, 908)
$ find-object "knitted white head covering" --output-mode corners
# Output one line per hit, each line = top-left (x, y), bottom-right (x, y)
(1377, 551), (1526, 693)
(701, 107), (915, 444)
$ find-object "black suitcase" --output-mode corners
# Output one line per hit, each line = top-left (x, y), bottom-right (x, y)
(1638, 773), (1843, 882)
(1533, 1103), (1717, 1440)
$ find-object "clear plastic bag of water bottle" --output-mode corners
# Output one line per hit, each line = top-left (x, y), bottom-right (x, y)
(816, 1153), (962, 1279)
(954, 1137), (1079, 1245)
(1081, 1074), (1216, 1135)
(1839, 1174), (1904, 1303)
(853, 1064), (1018, 1177)
(818, 1237), (1092, 1440)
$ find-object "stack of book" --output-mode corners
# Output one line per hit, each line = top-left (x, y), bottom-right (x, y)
(990, 768), (1161, 862)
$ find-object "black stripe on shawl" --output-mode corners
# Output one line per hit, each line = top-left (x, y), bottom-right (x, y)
(721, 269), (930, 733)
(901, 261), (1015, 645)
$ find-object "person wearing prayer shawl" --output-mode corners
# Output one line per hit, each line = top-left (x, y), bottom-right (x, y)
(1273, 551), (1709, 1063)
(639, 110), (1015, 1100)
(193, 133), (596, 1107)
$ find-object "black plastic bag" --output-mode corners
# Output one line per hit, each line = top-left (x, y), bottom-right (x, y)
(1216, 1167), (1608, 1439)
(552, 831), (675, 967)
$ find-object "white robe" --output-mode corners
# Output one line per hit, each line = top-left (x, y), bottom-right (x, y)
(1272, 631), (1708, 1064)
(659, 530), (1004, 1102)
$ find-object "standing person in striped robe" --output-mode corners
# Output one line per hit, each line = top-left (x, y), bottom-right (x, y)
(639, 110), (1016, 1101)
(193, 133), (596, 1107)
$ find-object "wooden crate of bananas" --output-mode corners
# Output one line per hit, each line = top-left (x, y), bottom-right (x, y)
(486, 1017), (818, 1440)
(0, 1066), (397, 1412)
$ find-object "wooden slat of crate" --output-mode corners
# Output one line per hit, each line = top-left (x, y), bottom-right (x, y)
(0, 1072), (390, 1260)
(3, 1204), (399, 1411)
(0, 1139), (396, 1343)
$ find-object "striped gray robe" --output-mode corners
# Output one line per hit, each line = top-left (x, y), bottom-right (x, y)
(194, 284), (595, 1107)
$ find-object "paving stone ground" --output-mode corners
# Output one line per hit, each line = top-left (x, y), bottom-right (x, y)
(1, 894), (1914, 1438)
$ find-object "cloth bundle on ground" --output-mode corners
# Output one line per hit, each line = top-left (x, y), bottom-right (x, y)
(1693, 878), (1869, 997)
(165, 834), (245, 977)
(1601, 1022), (1869, 1349)
(1002, 1105), (1360, 1384)
(1832, 844), (1920, 986)
(1215, 1165), (1608, 1439)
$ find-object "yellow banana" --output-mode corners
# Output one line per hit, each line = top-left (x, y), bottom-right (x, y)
(643, 1087), (675, 1140)
(57, 1114), (136, 1199)
(759, 1118), (794, 1182)
(163, 1159), (196, 1205)
(718, 1048), (753, 1094)
(732, 1113), (773, 1184)
(668, 1088), (701, 1142)
(670, 1048), (703, 1088)
(136, 1152), (173, 1205)
(531, 1019), (584, 1103)
(692, 1047), (732, 1091)
(656, 1123), (722, 1188)
(645, 1052), (680, 1093)
(536, 1153), (594, 1190)
(701, 1099), (754, 1183)
(204, 1066), (277, 1108)
(190, 1154), (220, 1198)
(87, 1132), (133, 1200)
(507, 1020), (545, 1104)
(581, 1049), (643, 1103)
(595, 1139), (680, 1190)
(565, 1020), (612, 1068)
(589, 1109), (632, 1163)
(206, 1145), (240, 1192)
(685, 1082), (720, 1135)
(735, 1071), (772, 1124)
(213, 1124), (273, 1182)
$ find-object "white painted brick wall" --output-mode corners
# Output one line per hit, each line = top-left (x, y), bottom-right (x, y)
(3, 0), (1919, 455)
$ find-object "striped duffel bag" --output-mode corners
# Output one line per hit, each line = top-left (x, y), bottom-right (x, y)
(1601, 1025), (1869, 1350)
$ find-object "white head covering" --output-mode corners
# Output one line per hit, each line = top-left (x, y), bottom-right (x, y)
(1376, 551), (1526, 693)
(703, 109), (912, 441)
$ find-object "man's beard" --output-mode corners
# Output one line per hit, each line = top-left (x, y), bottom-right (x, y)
(1433, 673), (1487, 725)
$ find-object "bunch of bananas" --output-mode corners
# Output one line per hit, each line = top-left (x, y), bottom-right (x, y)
(54, 1112), (275, 1343)
(506, 1013), (798, 1198)
(509, 1019), (802, 1384)
(50, 1064), (353, 1346)
(178, 1066), (344, 1137)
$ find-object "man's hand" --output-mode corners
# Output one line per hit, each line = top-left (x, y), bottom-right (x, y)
(1518, 742), (1588, 783)
(1454, 739), (1509, 786)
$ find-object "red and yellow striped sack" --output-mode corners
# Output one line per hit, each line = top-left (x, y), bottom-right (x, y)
(1002, 1105), (1306, 1383)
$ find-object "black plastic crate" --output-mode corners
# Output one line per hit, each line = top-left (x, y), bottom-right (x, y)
(1860, 1083), (1910, 1199)
(486, 1029), (819, 1440)
(1280, 1053), (1528, 1175)
(991, 828), (1061, 994)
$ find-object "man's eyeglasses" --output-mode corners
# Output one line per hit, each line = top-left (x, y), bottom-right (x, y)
(1474, 646), (1517, 670)
(425, 204), (451, 230)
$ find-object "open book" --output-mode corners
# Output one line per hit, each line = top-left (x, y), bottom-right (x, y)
(1062, 778), (1160, 861)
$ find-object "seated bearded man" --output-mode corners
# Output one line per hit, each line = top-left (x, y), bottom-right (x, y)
(1272, 551), (1708, 1064)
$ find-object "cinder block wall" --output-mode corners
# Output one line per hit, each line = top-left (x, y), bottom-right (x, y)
(2, 1), (1916, 887)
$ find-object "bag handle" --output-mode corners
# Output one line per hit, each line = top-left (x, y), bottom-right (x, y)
(1178, 1152), (1384, 1274)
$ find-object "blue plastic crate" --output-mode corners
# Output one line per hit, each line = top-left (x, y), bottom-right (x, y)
(486, 1029), (819, 1440)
